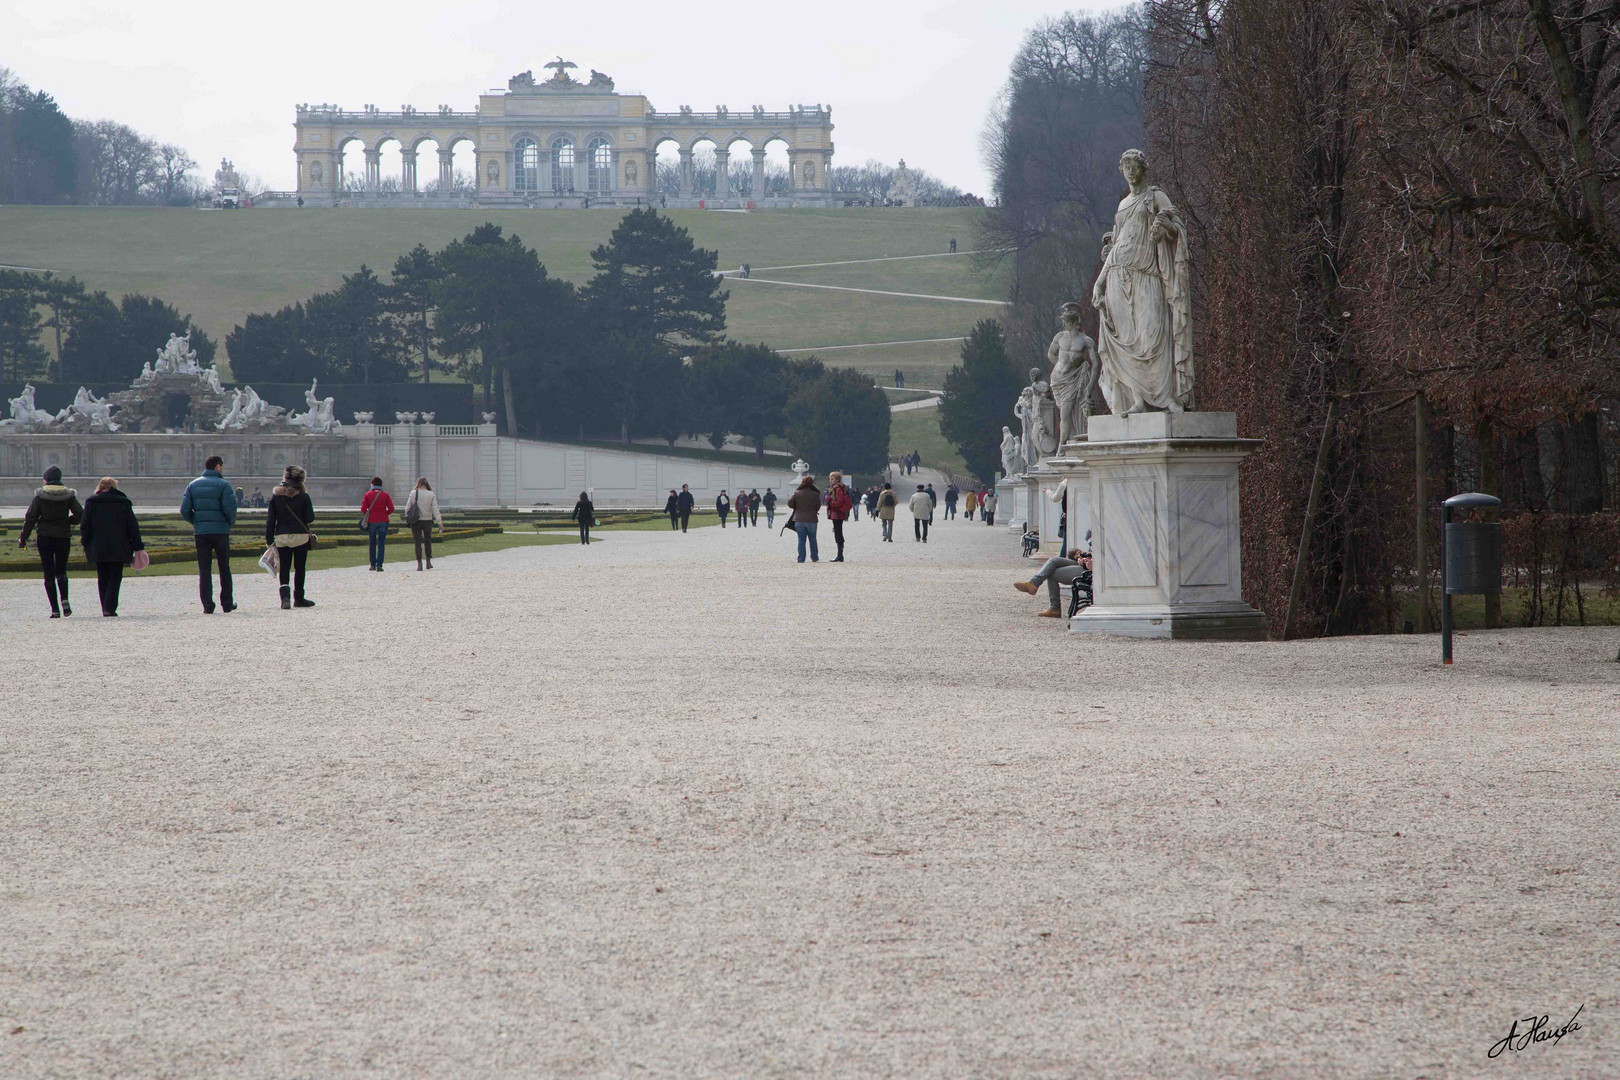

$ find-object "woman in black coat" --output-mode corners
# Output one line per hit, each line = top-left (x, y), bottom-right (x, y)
(79, 477), (144, 617)
(663, 489), (679, 531)
(570, 491), (595, 545)
(265, 465), (317, 610)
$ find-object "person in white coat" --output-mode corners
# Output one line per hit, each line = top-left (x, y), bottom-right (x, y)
(908, 484), (934, 543)
(405, 477), (444, 571)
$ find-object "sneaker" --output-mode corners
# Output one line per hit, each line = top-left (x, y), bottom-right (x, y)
(1037, 609), (1064, 618)
(1014, 581), (1038, 595)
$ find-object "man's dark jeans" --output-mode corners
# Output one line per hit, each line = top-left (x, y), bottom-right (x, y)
(914, 518), (929, 541)
(194, 533), (233, 611)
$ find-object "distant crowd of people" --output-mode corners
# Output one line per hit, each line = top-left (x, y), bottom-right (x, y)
(16, 458), (445, 618)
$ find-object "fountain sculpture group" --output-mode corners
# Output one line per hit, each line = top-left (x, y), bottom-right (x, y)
(1002, 149), (1266, 640)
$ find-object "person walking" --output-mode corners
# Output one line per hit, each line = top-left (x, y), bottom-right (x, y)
(265, 465), (317, 610)
(983, 489), (998, 526)
(945, 484), (959, 519)
(678, 484), (695, 532)
(749, 489), (761, 526)
(909, 484), (933, 542)
(181, 455), (238, 613)
(716, 490), (731, 528)
(824, 470), (853, 562)
(19, 466), (82, 618)
(571, 490), (595, 545)
(664, 489), (680, 530)
(735, 490), (749, 528)
(361, 477), (395, 571)
(786, 474), (821, 563)
(79, 477), (144, 617)
(926, 483), (938, 521)
(405, 477), (443, 568)
(762, 487), (778, 528)
(876, 482), (898, 542)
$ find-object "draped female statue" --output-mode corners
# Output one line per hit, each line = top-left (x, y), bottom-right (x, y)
(1091, 149), (1194, 414)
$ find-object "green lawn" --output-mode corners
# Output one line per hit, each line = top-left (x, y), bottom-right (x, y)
(887, 403), (969, 479)
(0, 205), (993, 357)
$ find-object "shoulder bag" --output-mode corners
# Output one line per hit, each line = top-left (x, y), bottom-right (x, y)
(404, 489), (421, 526)
(279, 496), (320, 550)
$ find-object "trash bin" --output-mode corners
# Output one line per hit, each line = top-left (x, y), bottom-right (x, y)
(1440, 492), (1502, 664)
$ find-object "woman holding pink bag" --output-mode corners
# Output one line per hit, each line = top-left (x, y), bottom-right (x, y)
(79, 476), (146, 617)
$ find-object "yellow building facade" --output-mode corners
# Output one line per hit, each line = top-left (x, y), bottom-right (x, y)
(292, 63), (835, 207)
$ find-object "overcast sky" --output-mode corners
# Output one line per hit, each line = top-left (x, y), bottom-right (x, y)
(4, 0), (1115, 194)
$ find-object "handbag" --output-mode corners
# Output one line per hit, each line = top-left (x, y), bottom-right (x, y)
(404, 490), (421, 526)
(278, 496), (320, 550)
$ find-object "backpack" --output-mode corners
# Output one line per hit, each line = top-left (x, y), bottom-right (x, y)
(827, 484), (852, 515)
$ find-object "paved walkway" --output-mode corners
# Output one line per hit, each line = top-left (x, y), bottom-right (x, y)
(1, 522), (1615, 1076)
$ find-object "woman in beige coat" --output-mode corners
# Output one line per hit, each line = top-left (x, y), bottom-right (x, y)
(405, 477), (444, 571)
(876, 482), (898, 543)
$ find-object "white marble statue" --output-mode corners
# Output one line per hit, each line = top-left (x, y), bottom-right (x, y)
(1092, 149), (1194, 414)
(1015, 367), (1059, 471)
(69, 387), (119, 431)
(153, 331), (202, 376)
(1048, 302), (1100, 445)
(6, 385), (60, 426)
(289, 380), (340, 432)
(999, 426), (1021, 480)
(240, 386), (267, 422)
(138, 362), (155, 382)
(203, 366), (223, 394)
(217, 388), (245, 430)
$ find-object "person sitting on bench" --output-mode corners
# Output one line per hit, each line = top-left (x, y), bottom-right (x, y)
(1014, 548), (1091, 618)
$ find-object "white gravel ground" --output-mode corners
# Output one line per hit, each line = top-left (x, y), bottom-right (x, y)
(1, 514), (1616, 1078)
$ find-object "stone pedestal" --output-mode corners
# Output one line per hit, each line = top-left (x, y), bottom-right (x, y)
(1008, 476), (1031, 531)
(994, 476), (1018, 530)
(1049, 412), (1267, 640)
(1023, 463), (1068, 556)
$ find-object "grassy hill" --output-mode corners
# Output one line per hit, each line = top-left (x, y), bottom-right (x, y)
(0, 205), (1007, 388)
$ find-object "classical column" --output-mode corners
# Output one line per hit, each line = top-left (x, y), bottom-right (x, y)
(575, 144), (588, 197)
(752, 149), (766, 200)
(677, 149), (693, 199)
(713, 148), (730, 201)
(401, 149), (417, 192)
(610, 149), (621, 196)
(438, 149), (454, 191)
(363, 149), (381, 191)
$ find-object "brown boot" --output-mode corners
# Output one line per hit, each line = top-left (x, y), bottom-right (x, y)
(1037, 608), (1063, 618)
(1014, 581), (1038, 595)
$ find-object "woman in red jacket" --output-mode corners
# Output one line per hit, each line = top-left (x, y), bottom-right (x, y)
(361, 477), (395, 571)
(825, 470), (854, 563)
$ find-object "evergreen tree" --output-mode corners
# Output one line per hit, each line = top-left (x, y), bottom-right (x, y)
(59, 292), (216, 384)
(939, 319), (1022, 483)
(5, 88), (76, 203)
(0, 270), (48, 381)
(687, 341), (791, 458)
(226, 303), (326, 385)
(583, 208), (727, 346)
(783, 364), (891, 474)
(35, 273), (86, 381)
(388, 244), (442, 384)
(318, 266), (406, 384)
(436, 224), (573, 435)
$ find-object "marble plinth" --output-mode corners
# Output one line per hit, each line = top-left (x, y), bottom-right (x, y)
(1048, 413), (1267, 640)
(1023, 462), (1069, 556)
(994, 477), (1018, 531)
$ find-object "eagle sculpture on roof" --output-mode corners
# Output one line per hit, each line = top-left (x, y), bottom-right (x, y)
(544, 57), (578, 84)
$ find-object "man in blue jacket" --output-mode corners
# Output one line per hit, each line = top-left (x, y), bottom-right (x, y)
(181, 454), (239, 613)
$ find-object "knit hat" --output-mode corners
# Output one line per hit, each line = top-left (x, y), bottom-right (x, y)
(42, 466), (62, 484)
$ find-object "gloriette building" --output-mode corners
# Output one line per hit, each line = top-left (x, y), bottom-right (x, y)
(292, 59), (835, 208)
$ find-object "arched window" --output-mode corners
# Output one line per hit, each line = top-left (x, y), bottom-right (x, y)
(514, 138), (539, 191)
(551, 137), (576, 192)
(587, 137), (613, 192)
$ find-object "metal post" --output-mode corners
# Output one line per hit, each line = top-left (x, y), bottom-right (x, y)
(1415, 391), (1429, 632)
(1283, 398), (1336, 640)
(1441, 498), (1453, 664)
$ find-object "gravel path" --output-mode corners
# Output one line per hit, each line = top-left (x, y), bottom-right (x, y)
(2, 517), (1616, 1078)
